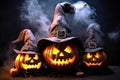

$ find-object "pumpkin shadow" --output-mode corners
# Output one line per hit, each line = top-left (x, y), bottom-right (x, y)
(41, 68), (74, 77)
(84, 66), (114, 76)
(39, 65), (85, 78)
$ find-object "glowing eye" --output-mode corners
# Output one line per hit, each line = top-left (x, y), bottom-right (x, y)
(64, 46), (72, 53)
(87, 53), (92, 59)
(33, 55), (39, 60)
(25, 54), (31, 61)
(53, 47), (60, 55)
(95, 52), (100, 58)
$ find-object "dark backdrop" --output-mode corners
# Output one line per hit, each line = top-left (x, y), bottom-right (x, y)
(0, 0), (120, 66)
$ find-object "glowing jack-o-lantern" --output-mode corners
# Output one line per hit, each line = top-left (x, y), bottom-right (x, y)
(9, 51), (42, 77)
(43, 43), (81, 70)
(82, 51), (107, 67)
(15, 54), (42, 70)
(37, 37), (83, 70)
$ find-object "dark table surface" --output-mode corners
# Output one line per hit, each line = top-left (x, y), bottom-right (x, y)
(0, 66), (120, 80)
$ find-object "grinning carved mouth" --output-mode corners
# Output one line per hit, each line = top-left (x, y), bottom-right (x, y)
(83, 61), (103, 67)
(21, 62), (42, 70)
(50, 56), (75, 66)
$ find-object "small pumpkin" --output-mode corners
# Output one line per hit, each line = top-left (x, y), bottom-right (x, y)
(9, 67), (19, 77)
(14, 53), (42, 71)
(82, 50), (107, 67)
(43, 42), (81, 70)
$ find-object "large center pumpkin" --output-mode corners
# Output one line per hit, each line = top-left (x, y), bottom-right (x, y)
(43, 42), (81, 70)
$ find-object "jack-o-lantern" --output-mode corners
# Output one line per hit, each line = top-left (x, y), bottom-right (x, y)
(83, 23), (107, 67)
(82, 50), (107, 67)
(14, 53), (42, 70)
(10, 49), (42, 76)
(37, 37), (83, 70)
(10, 29), (42, 77)
(10, 49), (42, 77)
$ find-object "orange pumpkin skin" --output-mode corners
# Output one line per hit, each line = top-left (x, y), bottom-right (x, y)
(43, 42), (82, 70)
(9, 67), (19, 77)
(14, 53), (42, 71)
(82, 51), (107, 67)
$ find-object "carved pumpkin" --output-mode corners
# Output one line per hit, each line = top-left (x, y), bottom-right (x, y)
(14, 53), (42, 71)
(82, 51), (107, 67)
(43, 42), (81, 70)
(9, 67), (19, 77)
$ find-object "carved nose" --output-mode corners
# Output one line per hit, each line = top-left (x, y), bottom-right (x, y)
(92, 57), (96, 61)
(59, 52), (64, 57)
(30, 59), (34, 63)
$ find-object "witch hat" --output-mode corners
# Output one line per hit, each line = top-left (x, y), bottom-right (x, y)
(37, 2), (83, 52)
(84, 23), (104, 53)
(48, 2), (75, 38)
(12, 29), (39, 54)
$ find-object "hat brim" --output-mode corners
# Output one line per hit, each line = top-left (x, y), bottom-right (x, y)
(84, 47), (103, 53)
(37, 37), (83, 52)
(13, 49), (39, 54)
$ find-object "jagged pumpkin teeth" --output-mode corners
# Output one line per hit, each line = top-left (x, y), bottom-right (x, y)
(50, 56), (75, 66)
(82, 51), (107, 67)
(21, 62), (41, 70)
(43, 41), (82, 70)
(12, 53), (42, 71)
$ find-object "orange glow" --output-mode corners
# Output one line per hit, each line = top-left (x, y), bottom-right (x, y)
(95, 52), (100, 58)
(50, 56), (76, 66)
(21, 54), (41, 70)
(59, 52), (64, 56)
(14, 53), (42, 71)
(53, 46), (60, 55)
(24, 54), (31, 61)
(83, 61), (103, 67)
(21, 62), (42, 70)
(33, 54), (39, 60)
(64, 46), (72, 53)
(87, 53), (92, 59)
(43, 45), (78, 68)
(15, 54), (21, 69)
(92, 57), (96, 61)
(30, 59), (34, 63)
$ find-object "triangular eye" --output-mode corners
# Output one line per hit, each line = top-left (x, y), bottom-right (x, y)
(53, 47), (60, 55)
(33, 54), (39, 60)
(25, 54), (31, 61)
(64, 46), (72, 53)
(87, 53), (92, 59)
(95, 52), (100, 58)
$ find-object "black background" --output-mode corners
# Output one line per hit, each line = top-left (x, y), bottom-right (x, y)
(0, 0), (120, 66)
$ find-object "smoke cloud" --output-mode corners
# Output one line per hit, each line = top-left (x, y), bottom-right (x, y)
(73, 1), (96, 25)
(68, 1), (98, 42)
(3, 43), (18, 70)
(19, 0), (99, 43)
(20, 0), (51, 41)
(107, 24), (120, 41)
(108, 31), (120, 41)
(19, 0), (98, 41)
